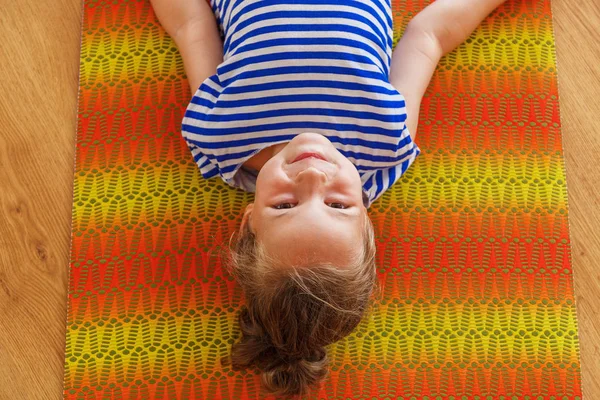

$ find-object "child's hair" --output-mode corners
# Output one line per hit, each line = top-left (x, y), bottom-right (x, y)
(222, 211), (379, 397)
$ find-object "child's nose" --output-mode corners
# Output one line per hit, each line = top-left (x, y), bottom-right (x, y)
(295, 166), (328, 188)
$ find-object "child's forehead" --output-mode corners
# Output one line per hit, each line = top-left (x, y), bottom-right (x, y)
(256, 213), (364, 267)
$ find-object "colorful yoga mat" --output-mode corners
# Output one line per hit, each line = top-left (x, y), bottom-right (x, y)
(63, 0), (583, 398)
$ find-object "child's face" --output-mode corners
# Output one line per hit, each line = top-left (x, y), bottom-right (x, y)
(243, 132), (367, 268)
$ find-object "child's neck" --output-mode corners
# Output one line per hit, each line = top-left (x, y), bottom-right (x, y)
(242, 143), (288, 171)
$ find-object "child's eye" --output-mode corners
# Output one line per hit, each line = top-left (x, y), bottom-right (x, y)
(274, 203), (295, 209)
(327, 202), (347, 209)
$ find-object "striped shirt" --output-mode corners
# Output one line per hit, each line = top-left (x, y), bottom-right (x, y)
(181, 0), (421, 207)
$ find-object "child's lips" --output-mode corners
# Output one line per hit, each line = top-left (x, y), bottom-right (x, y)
(291, 152), (328, 163)
(286, 152), (337, 179)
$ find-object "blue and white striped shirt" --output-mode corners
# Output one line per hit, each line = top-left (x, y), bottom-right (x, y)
(181, 0), (420, 207)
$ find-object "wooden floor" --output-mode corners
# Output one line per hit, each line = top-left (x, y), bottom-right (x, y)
(0, 0), (598, 398)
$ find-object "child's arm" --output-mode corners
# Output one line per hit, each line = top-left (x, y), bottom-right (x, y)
(150, 0), (223, 95)
(389, 0), (507, 140)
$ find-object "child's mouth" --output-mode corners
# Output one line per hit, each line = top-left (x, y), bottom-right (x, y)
(291, 152), (327, 163)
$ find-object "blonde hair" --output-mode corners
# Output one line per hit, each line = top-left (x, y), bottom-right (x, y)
(222, 211), (379, 397)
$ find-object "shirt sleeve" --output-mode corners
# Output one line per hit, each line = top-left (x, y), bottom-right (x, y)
(185, 141), (221, 179)
(185, 137), (261, 195)
(361, 137), (421, 208)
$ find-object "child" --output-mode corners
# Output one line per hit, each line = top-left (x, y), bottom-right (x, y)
(150, 0), (507, 396)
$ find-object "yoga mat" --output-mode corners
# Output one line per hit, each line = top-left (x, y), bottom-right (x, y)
(63, 0), (583, 398)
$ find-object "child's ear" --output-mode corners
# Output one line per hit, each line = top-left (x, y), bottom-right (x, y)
(240, 203), (254, 233)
